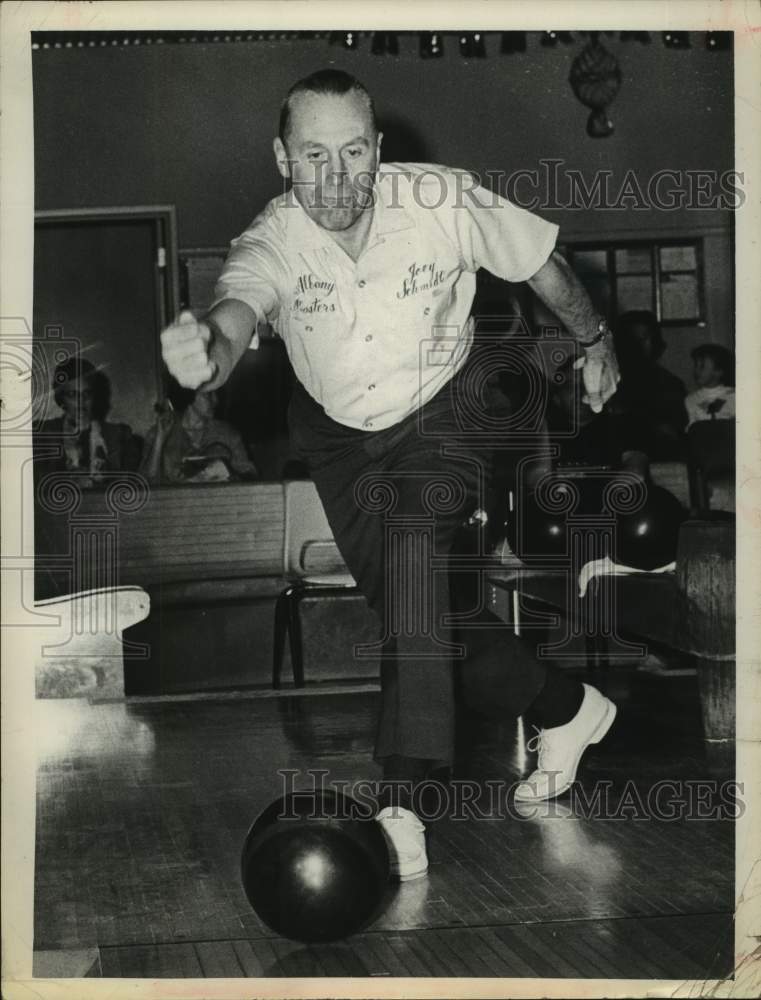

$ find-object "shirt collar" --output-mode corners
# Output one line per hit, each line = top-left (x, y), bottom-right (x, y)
(374, 166), (416, 236)
(282, 166), (416, 250)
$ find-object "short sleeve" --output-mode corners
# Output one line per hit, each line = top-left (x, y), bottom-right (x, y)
(445, 173), (558, 282)
(212, 232), (281, 329)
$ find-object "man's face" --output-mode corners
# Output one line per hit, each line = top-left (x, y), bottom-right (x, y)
(274, 90), (381, 232)
(694, 355), (722, 388)
(630, 323), (655, 360)
(59, 377), (94, 425)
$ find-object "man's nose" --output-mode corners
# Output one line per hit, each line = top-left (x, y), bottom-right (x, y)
(324, 155), (347, 185)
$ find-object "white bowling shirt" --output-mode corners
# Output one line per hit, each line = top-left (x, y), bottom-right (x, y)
(214, 162), (558, 431)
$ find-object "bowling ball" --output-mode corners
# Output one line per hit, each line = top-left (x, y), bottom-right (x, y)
(506, 479), (591, 561)
(613, 484), (686, 570)
(241, 790), (390, 942)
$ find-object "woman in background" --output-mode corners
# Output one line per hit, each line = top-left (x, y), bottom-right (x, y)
(35, 356), (142, 485)
(140, 388), (258, 484)
(685, 343), (735, 428)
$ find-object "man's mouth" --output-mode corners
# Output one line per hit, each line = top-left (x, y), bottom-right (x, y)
(311, 192), (355, 207)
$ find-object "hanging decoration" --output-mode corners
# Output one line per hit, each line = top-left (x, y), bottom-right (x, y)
(540, 30), (574, 47)
(31, 29), (731, 55)
(705, 32), (732, 50)
(662, 31), (691, 49)
(459, 33), (486, 59)
(568, 37), (622, 138)
(30, 27), (733, 146)
(419, 32), (444, 59)
(329, 31), (358, 50)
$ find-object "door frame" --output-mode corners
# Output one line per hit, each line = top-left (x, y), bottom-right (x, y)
(34, 204), (180, 405)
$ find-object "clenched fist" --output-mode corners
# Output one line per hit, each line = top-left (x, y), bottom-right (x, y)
(161, 310), (217, 389)
(573, 335), (620, 414)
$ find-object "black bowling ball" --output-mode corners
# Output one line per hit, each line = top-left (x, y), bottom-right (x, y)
(241, 790), (390, 943)
(614, 484), (686, 570)
(506, 480), (591, 561)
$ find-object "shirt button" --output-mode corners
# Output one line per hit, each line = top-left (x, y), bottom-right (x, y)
(364, 419), (373, 428)
(368, 383), (376, 391)
(365, 334), (373, 342)
(305, 325), (313, 332)
(423, 307), (431, 316)
(358, 279), (366, 288)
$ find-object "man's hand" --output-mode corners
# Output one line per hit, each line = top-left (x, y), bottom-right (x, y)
(527, 252), (620, 412)
(152, 401), (176, 437)
(573, 336), (620, 414)
(161, 311), (216, 389)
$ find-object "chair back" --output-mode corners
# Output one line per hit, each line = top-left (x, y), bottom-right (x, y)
(282, 480), (349, 577)
(687, 420), (735, 512)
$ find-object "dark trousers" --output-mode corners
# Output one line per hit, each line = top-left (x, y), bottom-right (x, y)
(289, 371), (569, 769)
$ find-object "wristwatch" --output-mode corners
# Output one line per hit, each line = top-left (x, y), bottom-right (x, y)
(579, 317), (610, 348)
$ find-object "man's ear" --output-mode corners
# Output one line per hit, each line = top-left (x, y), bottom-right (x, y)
(273, 137), (291, 180)
(375, 131), (383, 164)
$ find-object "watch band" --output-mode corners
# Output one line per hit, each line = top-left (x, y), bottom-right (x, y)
(578, 318), (610, 348)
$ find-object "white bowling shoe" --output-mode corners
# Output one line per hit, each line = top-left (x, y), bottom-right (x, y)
(376, 806), (428, 881)
(514, 683), (617, 803)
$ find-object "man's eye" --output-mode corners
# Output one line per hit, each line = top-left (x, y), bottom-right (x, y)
(345, 148), (363, 158)
(306, 151), (327, 162)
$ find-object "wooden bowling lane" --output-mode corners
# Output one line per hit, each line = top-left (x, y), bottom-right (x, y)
(34, 667), (735, 980)
(95, 912), (733, 979)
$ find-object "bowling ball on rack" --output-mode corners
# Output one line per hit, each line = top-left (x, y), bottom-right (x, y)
(613, 483), (686, 570)
(503, 469), (685, 571)
(505, 476), (597, 562)
(241, 789), (390, 943)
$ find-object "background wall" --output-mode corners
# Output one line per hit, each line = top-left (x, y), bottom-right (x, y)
(32, 31), (735, 392)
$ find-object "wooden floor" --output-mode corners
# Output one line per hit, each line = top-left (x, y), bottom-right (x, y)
(33, 663), (735, 981)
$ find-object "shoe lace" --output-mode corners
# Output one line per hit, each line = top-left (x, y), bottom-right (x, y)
(526, 725), (554, 768)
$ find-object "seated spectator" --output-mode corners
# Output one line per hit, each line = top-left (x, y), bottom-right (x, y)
(140, 388), (259, 484)
(685, 344), (735, 428)
(613, 310), (688, 461)
(545, 354), (650, 479)
(34, 357), (142, 485)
